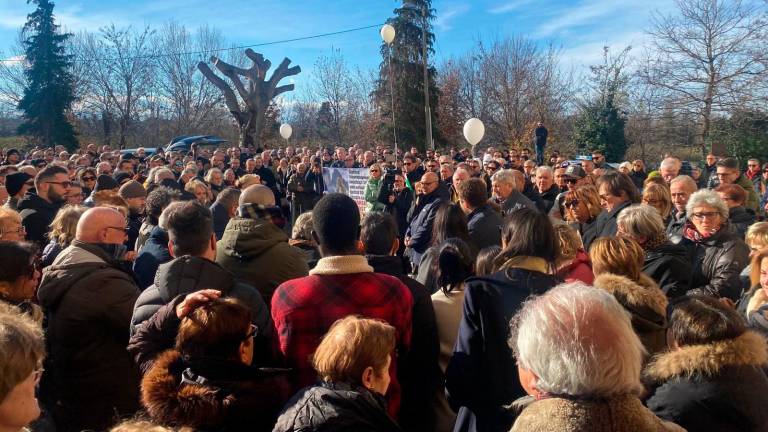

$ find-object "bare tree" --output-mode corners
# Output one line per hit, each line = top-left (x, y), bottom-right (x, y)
(75, 25), (158, 148)
(641, 0), (768, 156)
(197, 49), (300, 150)
(155, 22), (224, 136)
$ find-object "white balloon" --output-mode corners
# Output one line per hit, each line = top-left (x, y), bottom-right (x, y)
(380, 24), (396, 45)
(463, 118), (485, 146)
(279, 124), (293, 140)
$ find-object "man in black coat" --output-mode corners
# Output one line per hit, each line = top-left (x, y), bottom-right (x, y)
(533, 122), (548, 165)
(459, 178), (502, 250)
(534, 165), (560, 214)
(405, 172), (444, 268)
(131, 200), (276, 366)
(361, 211), (440, 432)
(383, 172), (414, 249)
(38, 207), (141, 432)
(18, 165), (69, 246)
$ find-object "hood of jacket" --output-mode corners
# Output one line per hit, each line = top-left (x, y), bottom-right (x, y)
(38, 240), (123, 310)
(147, 225), (169, 245)
(645, 242), (688, 262)
(153, 256), (235, 302)
(142, 350), (290, 431)
(17, 190), (59, 212)
(365, 254), (406, 278)
(218, 216), (288, 260)
(729, 206), (756, 223)
(593, 273), (668, 319)
(646, 331), (768, 381)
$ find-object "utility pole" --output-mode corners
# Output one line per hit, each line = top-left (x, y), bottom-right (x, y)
(420, 4), (433, 151)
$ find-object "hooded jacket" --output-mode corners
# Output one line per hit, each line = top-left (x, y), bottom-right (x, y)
(593, 273), (668, 358)
(38, 240), (141, 431)
(557, 249), (594, 285)
(216, 216), (309, 306)
(18, 191), (62, 246)
(645, 331), (768, 432)
(643, 242), (691, 299)
(142, 350), (291, 431)
(133, 226), (172, 290)
(273, 382), (403, 432)
(679, 224), (750, 300)
(728, 206), (757, 239)
(511, 394), (684, 432)
(131, 255), (275, 364)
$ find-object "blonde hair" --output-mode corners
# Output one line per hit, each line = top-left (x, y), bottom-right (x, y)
(590, 237), (645, 281)
(750, 248), (768, 288)
(48, 205), (87, 245)
(564, 185), (602, 222)
(235, 174), (261, 189)
(746, 222), (768, 249)
(642, 183), (672, 219)
(0, 208), (21, 232)
(554, 223), (583, 267)
(0, 306), (45, 402)
(312, 316), (395, 387)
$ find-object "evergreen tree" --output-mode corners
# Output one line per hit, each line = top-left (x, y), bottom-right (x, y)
(573, 47), (629, 162)
(374, 0), (441, 152)
(17, 0), (78, 150)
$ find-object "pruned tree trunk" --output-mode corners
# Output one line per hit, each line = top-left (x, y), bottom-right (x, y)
(198, 50), (300, 149)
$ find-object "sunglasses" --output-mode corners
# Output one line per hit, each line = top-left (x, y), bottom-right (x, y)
(564, 200), (580, 208)
(82, 176), (96, 181)
(565, 178), (579, 184)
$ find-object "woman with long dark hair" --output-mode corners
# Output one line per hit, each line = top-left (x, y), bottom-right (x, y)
(416, 202), (476, 293)
(445, 208), (561, 432)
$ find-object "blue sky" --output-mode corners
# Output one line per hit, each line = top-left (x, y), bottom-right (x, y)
(0, 0), (679, 86)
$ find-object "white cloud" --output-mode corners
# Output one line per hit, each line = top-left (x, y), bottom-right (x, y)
(488, 0), (536, 15)
(434, 3), (471, 31)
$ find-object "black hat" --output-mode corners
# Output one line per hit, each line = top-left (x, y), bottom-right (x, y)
(113, 172), (132, 185)
(5, 172), (32, 196)
(94, 174), (120, 192)
(564, 165), (587, 179)
(5, 148), (20, 157)
(120, 152), (136, 161)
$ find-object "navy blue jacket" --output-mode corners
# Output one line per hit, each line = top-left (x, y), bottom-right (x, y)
(133, 226), (172, 290)
(467, 204), (502, 251)
(210, 201), (230, 241)
(445, 268), (560, 432)
(405, 191), (444, 267)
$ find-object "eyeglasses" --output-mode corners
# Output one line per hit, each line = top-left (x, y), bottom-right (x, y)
(24, 181), (34, 186)
(403, 162), (412, 166)
(0, 226), (25, 236)
(564, 200), (580, 208)
(46, 181), (72, 188)
(370, 169), (380, 173)
(691, 212), (720, 220)
(106, 226), (129, 234)
(486, 166), (498, 171)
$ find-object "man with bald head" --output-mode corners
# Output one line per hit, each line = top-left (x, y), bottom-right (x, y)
(38, 207), (141, 431)
(216, 184), (308, 304)
(405, 171), (445, 268)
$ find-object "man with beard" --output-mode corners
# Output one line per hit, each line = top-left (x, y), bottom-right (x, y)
(18, 165), (70, 246)
(119, 181), (147, 252)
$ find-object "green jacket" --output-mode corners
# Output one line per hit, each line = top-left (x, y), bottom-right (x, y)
(735, 174), (760, 213)
(365, 177), (385, 213)
(216, 216), (309, 306)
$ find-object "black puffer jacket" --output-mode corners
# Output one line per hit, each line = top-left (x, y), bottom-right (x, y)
(679, 223), (750, 300)
(274, 382), (403, 432)
(131, 255), (276, 365)
(18, 191), (63, 246)
(645, 331), (768, 432)
(728, 206), (757, 239)
(643, 242), (691, 299)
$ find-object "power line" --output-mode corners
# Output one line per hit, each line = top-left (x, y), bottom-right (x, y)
(0, 23), (384, 64)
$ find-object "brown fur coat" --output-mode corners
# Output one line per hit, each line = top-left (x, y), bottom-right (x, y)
(594, 273), (668, 358)
(141, 349), (290, 431)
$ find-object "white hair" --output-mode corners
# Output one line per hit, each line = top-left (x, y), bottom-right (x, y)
(511, 282), (645, 397)
(617, 204), (666, 241)
(491, 169), (517, 189)
(535, 165), (554, 177)
(660, 157), (681, 171)
(686, 189), (729, 220)
(669, 175), (697, 192)
(619, 161), (632, 171)
(158, 201), (185, 230)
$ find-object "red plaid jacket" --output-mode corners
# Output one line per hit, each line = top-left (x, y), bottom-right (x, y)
(271, 260), (413, 415)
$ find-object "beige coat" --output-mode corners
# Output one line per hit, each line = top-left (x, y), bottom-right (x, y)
(510, 394), (685, 432)
(432, 287), (465, 432)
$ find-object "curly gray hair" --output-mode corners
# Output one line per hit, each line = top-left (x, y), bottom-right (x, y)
(685, 189), (729, 220)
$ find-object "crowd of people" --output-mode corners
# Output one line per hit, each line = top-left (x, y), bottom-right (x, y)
(1, 141), (768, 432)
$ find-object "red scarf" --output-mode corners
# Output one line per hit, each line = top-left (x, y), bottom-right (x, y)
(682, 220), (720, 242)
